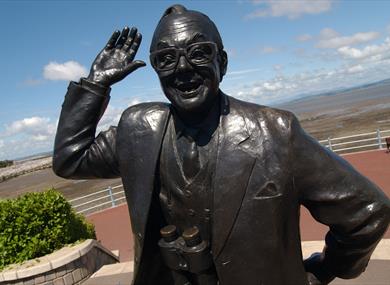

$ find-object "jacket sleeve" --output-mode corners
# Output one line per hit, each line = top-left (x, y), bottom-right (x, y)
(290, 114), (390, 279)
(52, 80), (120, 179)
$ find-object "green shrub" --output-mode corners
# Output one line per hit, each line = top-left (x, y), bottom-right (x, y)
(0, 160), (13, 168)
(0, 189), (95, 270)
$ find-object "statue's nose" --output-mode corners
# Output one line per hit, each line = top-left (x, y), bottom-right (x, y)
(176, 55), (192, 72)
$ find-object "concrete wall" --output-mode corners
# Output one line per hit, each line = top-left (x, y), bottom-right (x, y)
(0, 240), (119, 285)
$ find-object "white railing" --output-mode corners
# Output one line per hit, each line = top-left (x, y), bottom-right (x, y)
(69, 184), (125, 215)
(70, 128), (390, 215)
(318, 129), (390, 153)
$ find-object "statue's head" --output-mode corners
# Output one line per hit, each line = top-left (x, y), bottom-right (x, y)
(150, 5), (228, 117)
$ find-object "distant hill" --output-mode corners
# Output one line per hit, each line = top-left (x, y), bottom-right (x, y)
(15, 151), (53, 163)
(274, 78), (390, 140)
(275, 78), (390, 115)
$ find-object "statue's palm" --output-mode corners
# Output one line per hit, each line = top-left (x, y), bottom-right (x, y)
(88, 27), (146, 87)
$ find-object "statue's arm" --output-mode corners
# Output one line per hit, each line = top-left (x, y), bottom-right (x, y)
(53, 27), (145, 179)
(53, 80), (119, 179)
(290, 115), (390, 284)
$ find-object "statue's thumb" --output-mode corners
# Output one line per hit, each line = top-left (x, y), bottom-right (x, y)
(125, 60), (146, 74)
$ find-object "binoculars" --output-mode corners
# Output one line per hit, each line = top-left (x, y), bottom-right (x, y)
(158, 225), (218, 285)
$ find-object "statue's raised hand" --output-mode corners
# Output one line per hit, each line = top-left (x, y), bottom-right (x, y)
(87, 27), (146, 87)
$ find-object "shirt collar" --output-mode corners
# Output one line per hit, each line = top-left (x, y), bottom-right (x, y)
(172, 98), (221, 142)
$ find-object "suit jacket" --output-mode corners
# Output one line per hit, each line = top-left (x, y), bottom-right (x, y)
(53, 82), (390, 285)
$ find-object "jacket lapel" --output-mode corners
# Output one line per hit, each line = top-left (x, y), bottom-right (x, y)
(118, 104), (170, 251)
(212, 95), (257, 259)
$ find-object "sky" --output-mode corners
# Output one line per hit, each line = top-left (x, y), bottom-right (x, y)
(1, 0), (390, 160)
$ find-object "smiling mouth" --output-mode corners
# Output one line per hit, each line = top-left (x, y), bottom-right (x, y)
(174, 81), (202, 97)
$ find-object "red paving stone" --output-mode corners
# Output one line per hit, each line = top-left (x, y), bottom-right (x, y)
(87, 204), (133, 262)
(87, 150), (390, 261)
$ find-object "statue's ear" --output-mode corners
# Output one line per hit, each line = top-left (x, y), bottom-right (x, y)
(219, 50), (228, 82)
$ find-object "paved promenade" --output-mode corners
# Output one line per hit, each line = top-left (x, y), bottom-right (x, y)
(87, 204), (134, 261)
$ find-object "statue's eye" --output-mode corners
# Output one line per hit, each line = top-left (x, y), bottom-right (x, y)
(162, 54), (175, 62)
(188, 43), (214, 64)
(190, 49), (207, 60)
(156, 51), (176, 68)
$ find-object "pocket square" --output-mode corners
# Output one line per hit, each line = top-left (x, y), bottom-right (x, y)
(254, 181), (282, 199)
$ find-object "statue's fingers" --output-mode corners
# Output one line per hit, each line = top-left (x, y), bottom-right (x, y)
(104, 30), (120, 50)
(116, 27), (130, 48)
(122, 27), (137, 52)
(127, 33), (142, 61)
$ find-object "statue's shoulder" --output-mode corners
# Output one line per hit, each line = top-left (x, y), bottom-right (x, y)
(120, 102), (170, 124)
(227, 95), (295, 130)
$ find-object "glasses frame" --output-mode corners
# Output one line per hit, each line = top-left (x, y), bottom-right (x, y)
(150, 41), (219, 72)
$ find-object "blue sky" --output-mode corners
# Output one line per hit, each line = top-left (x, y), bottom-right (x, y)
(1, 0), (390, 160)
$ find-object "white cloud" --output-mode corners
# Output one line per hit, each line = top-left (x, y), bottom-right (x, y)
(5, 117), (56, 137)
(260, 46), (278, 54)
(247, 0), (332, 20)
(97, 106), (123, 132)
(97, 99), (141, 133)
(263, 80), (286, 91)
(273, 64), (283, 72)
(226, 48), (237, 57)
(337, 37), (390, 60)
(234, 31), (390, 105)
(31, 134), (50, 142)
(43, 61), (88, 81)
(295, 30), (390, 65)
(346, 64), (364, 74)
(230, 57), (390, 105)
(0, 117), (57, 160)
(319, 27), (338, 39)
(0, 98), (145, 160)
(0, 138), (54, 160)
(296, 34), (313, 42)
(128, 98), (141, 106)
(23, 78), (43, 86)
(227, 68), (263, 76)
(316, 28), (380, 49)
(0, 99), (144, 160)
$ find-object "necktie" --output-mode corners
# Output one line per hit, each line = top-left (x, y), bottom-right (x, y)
(181, 136), (201, 180)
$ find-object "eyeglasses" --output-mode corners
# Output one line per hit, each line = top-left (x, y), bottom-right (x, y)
(150, 41), (218, 72)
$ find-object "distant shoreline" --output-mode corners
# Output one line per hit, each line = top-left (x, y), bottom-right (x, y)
(0, 157), (52, 183)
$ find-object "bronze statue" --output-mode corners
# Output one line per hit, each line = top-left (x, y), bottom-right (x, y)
(53, 4), (390, 285)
